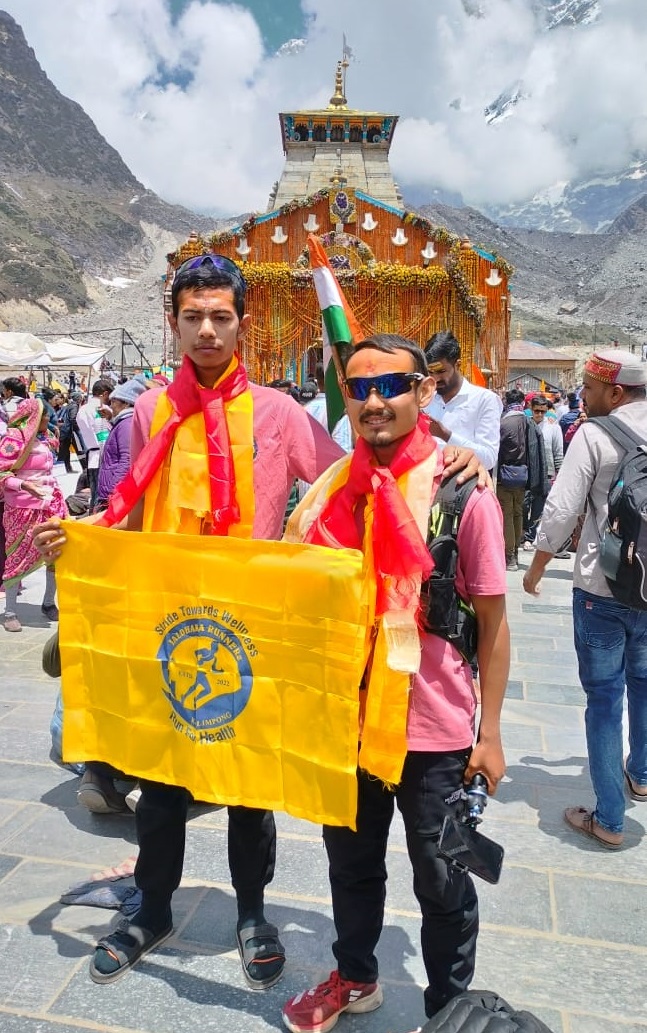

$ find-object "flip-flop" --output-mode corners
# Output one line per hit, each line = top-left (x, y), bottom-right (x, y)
(624, 769), (647, 802)
(564, 806), (623, 850)
(89, 919), (173, 984)
(236, 921), (286, 990)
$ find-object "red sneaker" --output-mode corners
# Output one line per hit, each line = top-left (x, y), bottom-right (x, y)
(282, 970), (383, 1033)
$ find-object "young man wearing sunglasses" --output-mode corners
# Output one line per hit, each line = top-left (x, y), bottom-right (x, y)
(283, 334), (509, 1033)
(34, 261), (483, 993)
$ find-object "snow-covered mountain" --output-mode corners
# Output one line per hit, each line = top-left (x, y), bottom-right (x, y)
(276, 38), (307, 57)
(475, 0), (645, 232)
(483, 0), (601, 125)
(541, 0), (601, 30)
(484, 81), (526, 126)
(485, 160), (647, 233)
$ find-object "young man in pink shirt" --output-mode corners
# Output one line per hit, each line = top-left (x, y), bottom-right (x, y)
(283, 334), (509, 1032)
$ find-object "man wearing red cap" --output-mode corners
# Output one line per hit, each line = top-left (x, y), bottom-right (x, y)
(524, 349), (647, 849)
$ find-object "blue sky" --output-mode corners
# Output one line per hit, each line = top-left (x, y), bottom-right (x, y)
(3, 1), (647, 218)
(168, 0), (306, 51)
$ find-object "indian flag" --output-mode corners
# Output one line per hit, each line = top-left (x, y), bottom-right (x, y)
(307, 233), (365, 433)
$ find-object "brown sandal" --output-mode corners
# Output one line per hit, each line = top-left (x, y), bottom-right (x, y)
(564, 806), (623, 850)
(624, 769), (647, 802)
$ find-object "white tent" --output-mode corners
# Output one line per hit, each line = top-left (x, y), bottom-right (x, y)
(0, 332), (108, 369)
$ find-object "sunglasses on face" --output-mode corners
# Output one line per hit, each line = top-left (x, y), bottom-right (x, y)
(174, 253), (247, 293)
(343, 372), (425, 401)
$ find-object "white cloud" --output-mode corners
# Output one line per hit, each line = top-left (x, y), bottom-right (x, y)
(3, 0), (647, 214)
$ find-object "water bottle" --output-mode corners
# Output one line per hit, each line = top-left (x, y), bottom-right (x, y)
(95, 409), (109, 444)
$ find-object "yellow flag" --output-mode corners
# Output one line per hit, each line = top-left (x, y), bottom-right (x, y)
(57, 522), (370, 828)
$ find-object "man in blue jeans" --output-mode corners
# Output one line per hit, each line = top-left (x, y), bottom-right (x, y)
(523, 348), (647, 849)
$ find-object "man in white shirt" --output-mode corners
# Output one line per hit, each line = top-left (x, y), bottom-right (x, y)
(75, 379), (113, 511)
(423, 331), (502, 472)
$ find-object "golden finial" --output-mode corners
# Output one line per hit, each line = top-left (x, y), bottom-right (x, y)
(516, 321), (522, 339)
(328, 60), (347, 108)
(176, 231), (205, 264)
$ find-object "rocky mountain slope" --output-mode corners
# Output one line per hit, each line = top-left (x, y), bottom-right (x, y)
(1, 6), (646, 365)
(0, 10), (213, 327)
(416, 198), (647, 344)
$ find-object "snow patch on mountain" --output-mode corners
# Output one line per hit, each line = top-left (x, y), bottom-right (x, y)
(543, 0), (601, 30)
(276, 38), (307, 57)
(484, 82), (527, 126)
(487, 160), (647, 233)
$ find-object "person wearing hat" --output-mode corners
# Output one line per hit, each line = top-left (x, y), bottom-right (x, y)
(523, 349), (647, 849)
(94, 378), (148, 512)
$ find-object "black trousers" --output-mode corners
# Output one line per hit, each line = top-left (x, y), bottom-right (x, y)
(87, 467), (100, 512)
(134, 780), (276, 914)
(523, 492), (546, 543)
(323, 750), (478, 1018)
(57, 435), (73, 473)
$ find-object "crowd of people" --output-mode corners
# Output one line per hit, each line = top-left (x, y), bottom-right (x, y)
(0, 365), (180, 628)
(1, 253), (645, 1032)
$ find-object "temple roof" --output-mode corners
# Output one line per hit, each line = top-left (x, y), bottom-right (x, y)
(509, 341), (575, 364)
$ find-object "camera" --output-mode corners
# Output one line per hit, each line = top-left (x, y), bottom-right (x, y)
(437, 773), (504, 885)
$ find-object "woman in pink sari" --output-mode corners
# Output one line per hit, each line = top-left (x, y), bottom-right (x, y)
(0, 398), (67, 632)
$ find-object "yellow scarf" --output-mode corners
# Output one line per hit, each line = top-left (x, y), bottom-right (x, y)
(285, 450), (437, 785)
(142, 358), (255, 536)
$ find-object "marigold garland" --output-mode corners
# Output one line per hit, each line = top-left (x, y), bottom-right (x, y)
(474, 243), (515, 278)
(402, 211), (457, 247)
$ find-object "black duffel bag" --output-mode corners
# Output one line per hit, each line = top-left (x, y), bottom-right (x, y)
(421, 990), (555, 1032)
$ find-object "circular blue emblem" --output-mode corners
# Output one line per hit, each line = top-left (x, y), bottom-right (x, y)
(157, 618), (253, 730)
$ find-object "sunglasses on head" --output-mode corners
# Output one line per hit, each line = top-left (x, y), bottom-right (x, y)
(175, 253), (247, 292)
(344, 372), (425, 401)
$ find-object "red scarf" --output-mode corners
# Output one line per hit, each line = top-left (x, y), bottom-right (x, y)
(304, 415), (435, 613)
(98, 355), (249, 534)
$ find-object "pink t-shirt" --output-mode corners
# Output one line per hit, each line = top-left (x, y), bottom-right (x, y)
(406, 487), (506, 752)
(130, 383), (344, 541)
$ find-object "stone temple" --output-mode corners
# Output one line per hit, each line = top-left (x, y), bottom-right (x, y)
(166, 58), (512, 389)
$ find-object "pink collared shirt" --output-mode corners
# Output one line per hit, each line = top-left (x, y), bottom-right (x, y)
(130, 384), (344, 541)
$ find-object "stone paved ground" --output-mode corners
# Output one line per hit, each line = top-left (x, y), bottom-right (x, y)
(1, 474), (646, 1033)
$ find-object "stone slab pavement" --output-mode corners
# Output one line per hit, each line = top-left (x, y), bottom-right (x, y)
(1, 472), (646, 1033)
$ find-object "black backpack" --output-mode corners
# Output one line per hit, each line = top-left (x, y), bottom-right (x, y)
(588, 415), (647, 609)
(419, 473), (479, 664)
(422, 990), (555, 1032)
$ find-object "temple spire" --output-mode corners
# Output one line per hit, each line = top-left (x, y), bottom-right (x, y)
(328, 60), (347, 109)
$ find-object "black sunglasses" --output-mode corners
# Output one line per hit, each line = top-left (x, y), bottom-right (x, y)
(344, 372), (425, 401)
(175, 253), (247, 292)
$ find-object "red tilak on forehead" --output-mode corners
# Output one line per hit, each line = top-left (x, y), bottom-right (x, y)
(584, 354), (622, 385)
